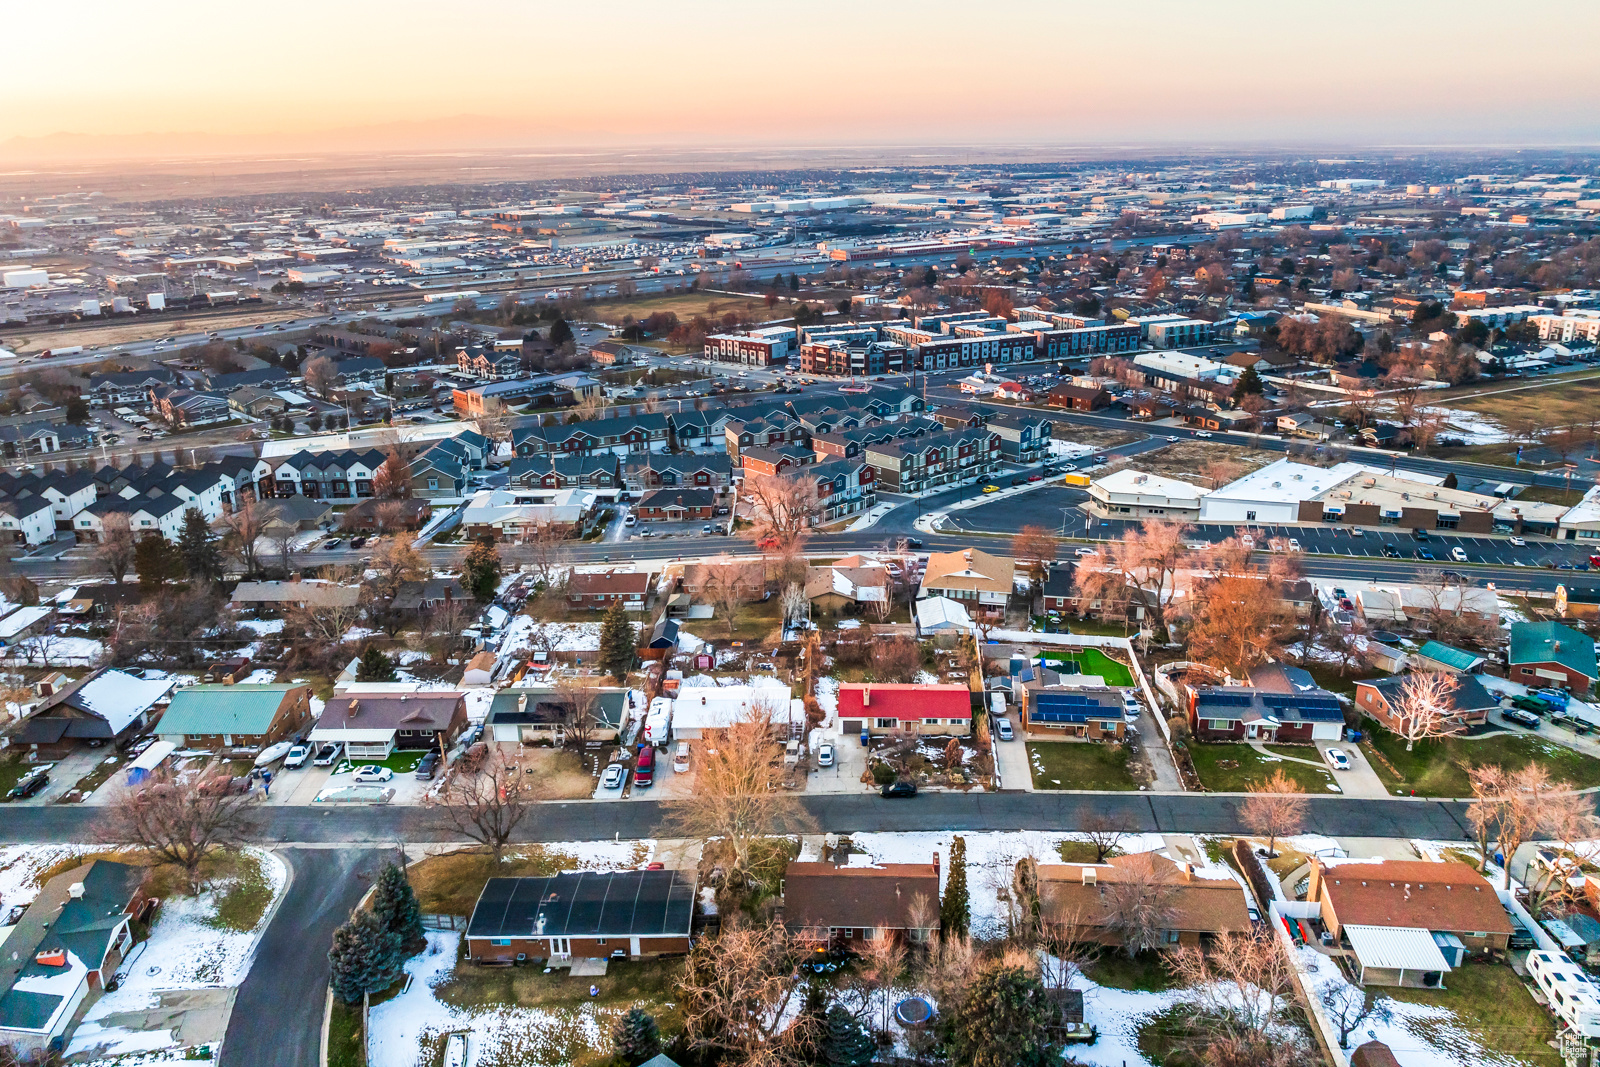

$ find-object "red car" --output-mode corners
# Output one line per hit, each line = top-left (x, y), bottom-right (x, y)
(755, 535), (781, 550)
(1027, 474), (1042, 482)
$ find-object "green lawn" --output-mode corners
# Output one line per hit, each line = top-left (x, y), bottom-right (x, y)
(1186, 741), (1338, 793)
(327, 998), (365, 1067)
(1363, 728), (1600, 798)
(1028, 741), (1140, 790)
(333, 749), (429, 775)
(1386, 962), (1559, 1067)
(680, 597), (783, 643)
(1040, 647), (1135, 687)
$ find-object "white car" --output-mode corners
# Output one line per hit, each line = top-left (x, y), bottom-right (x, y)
(1450, 547), (1469, 562)
(995, 718), (1014, 741)
(1324, 748), (1351, 771)
(283, 744), (310, 769)
(1287, 538), (1301, 552)
(602, 763), (627, 789)
(1122, 694), (1141, 720)
(816, 742), (836, 766)
(1194, 430), (1213, 438)
(1509, 537), (1527, 547)
(352, 765), (394, 784)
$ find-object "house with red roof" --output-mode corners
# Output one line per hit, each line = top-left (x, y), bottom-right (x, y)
(836, 683), (972, 738)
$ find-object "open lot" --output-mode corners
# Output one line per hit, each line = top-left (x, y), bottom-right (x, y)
(1435, 372), (1600, 425)
(0, 304), (309, 355)
(1027, 741), (1140, 790)
(1362, 727), (1600, 797)
(1121, 440), (1280, 487)
(1186, 741), (1337, 793)
(584, 290), (836, 333)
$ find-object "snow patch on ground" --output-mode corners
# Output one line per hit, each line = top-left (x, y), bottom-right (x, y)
(234, 618), (284, 635)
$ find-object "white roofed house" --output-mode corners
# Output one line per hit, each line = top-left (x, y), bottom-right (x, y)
(1087, 469), (1207, 521)
(670, 684), (799, 740)
(8, 667), (175, 758)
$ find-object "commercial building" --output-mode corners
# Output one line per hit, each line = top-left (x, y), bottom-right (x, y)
(1087, 469), (1207, 521)
(1199, 459), (1390, 525)
(914, 332), (1034, 371)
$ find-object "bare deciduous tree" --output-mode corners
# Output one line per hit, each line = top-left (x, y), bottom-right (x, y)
(870, 637), (922, 684)
(98, 767), (255, 895)
(526, 521), (571, 590)
(741, 470), (819, 550)
(703, 555), (754, 638)
(680, 921), (805, 1067)
(1185, 574), (1292, 675)
(433, 747), (530, 864)
(220, 499), (264, 578)
(97, 512), (137, 584)
(660, 704), (816, 886)
(1098, 852), (1181, 957)
(302, 355), (339, 397)
(1321, 983), (1393, 1050)
(1170, 931), (1302, 1060)
(1081, 811), (1131, 863)
(1240, 769), (1307, 857)
(1389, 670), (1460, 751)
(553, 677), (601, 749)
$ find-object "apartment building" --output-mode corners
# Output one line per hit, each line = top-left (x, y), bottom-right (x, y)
(863, 425), (1001, 494)
(704, 333), (783, 366)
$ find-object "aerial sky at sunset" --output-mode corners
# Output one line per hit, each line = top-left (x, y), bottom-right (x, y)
(8, 0), (1600, 159)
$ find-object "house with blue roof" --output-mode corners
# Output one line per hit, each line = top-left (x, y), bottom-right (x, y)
(1509, 621), (1598, 695)
(1190, 684), (1346, 743)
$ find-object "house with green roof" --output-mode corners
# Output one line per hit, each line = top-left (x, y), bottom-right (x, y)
(1411, 641), (1487, 675)
(154, 683), (312, 752)
(1509, 621), (1599, 695)
(0, 859), (147, 1057)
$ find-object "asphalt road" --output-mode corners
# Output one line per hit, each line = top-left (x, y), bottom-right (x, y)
(0, 792), (1477, 844)
(219, 847), (389, 1067)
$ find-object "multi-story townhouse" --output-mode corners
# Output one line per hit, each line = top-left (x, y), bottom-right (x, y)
(984, 412), (1053, 462)
(863, 426), (1002, 494)
(510, 413), (672, 457)
(622, 454), (733, 497)
(508, 454), (623, 497)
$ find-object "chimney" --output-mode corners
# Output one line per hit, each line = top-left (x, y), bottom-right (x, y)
(1176, 861), (1193, 881)
(518, 695), (528, 715)
(1404, 884), (1411, 901)
(862, 686), (871, 707)
(933, 852), (940, 878)
(68, 883), (84, 900)
(349, 699), (359, 717)
(895, 883), (902, 900)
(1081, 868), (1097, 885)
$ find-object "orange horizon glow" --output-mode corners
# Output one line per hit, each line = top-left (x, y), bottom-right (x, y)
(8, 0), (1600, 156)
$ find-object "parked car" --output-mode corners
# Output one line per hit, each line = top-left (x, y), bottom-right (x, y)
(1509, 536), (1527, 547)
(880, 779), (918, 798)
(323, 538), (343, 551)
(1194, 430), (1213, 438)
(674, 741), (691, 772)
(1503, 707), (1542, 729)
(352, 765), (394, 784)
(1287, 538), (1301, 552)
(816, 741), (836, 766)
(1027, 473), (1042, 482)
(414, 752), (440, 780)
(1009, 477), (1027, 487)
(981, 485), (1000, 493)
(995, 718), (1014, 741)
(1324, 748), (1351, 771)
(8, 769), (49, 800)
(1451, 547), (1469, 563)
(312, 742), (343, 766)
(602, 763), (627, 790)
(634, 745), (655, 788)
(283, 744), (311, 769)
(350, 537), (367, 549)
(1383, 544), (1402, 558)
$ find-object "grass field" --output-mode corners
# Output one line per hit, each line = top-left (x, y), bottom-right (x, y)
(1186, 741), (1337, 793)
(1027, 741), (1140, 790)
(1386, 962), (1560, 1067)
(326, 998), (365, 1067)
(1040, 647), (1135, 687)
(681, 596), (783, 643)
(1363, 728), (1600, 797)
(583, 290), (814, 331)
(1437, 373), (1600, 424)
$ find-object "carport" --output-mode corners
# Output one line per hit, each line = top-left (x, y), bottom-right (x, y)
(1344, 924), (1452, 988)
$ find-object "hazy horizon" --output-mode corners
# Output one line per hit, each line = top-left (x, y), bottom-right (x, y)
(8, 0), (1600, 166)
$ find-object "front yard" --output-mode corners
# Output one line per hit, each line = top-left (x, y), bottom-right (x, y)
(1027, 741), (1140, 790)
(1185, 741), (1337, 793)
(1362, 727), (1600, 797)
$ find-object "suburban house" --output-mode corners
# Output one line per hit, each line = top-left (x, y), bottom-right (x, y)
(1508, 621), (1598, 695)
(309, 691), (468, 759)
(1354, 673), (1499, 735)
(512, 414), (673, 457)
(230, 581), (363, 613)
(917, 548), (1014, 620)
(1038, 853), (1252, 949)
(1188, 685), (1346, 743)
(0, 860), (148, 1057)
(1018, 684), (1127, 741)
(1047, 383), (1111, 411)
(10, 668), (175, 759)
(804, 560), (890, 615)
(483, 686), (632, 743)
(464, 870), (695, 963)
(1041, 567), (1076, 614)
(635, 489), (716, 522)
(669, 684), (802, 740)
(154, 684), (313, 752)
(1307, 858), (1513, 987)
(782, 859), (941, 949)
(566, 569), (653, 612)
(0, 496), (55, 546)
(835, 683), (972, 738)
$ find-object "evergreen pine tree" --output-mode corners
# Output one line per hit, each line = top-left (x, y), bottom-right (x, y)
(820, 1005), (875, 1067)
(178, 507), (223, 584)
(135, 535), (182, 592)
(598, 602), (635, 682)
(327, 910), (402, 1004)
(940, 835), (969, 939)
(1234, 366), (1266, 396)
(370, 862), (425, 949)
(462, 538), (502, 600)
(357, 646), (397, 683)
(946, 960), (1056, 1067)
(609, 1007), (661, 1067)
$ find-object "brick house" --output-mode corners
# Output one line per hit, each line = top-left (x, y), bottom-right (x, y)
(1188, 685), (1346, 743)
(153, 683), (313, 752)
(835, 683), (971, 738)
(1047, 383), (1110, 411)
(1018, 683), (1126, 741)
(1354, 673), (1499, 736)
(782, 860), (941, 949)
(465, 870), (694, 963)
(635, 489), (715, 521)
(566, 569), (652, 611)
(1508, 621), (1598, 695)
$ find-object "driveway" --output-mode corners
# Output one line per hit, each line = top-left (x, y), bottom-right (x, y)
(990, 712), (1033, 791)
(808, 731), (868, 794)
(1314, 739), (1390, 798)
(218, 848), (389, 1067)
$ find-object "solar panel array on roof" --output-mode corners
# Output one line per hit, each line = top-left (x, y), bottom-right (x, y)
(466, 871), (695, 940)
(1032, 692), (1119, 725)
(1198, 691), (1253, 707)
(1262, 693), (1344, 721)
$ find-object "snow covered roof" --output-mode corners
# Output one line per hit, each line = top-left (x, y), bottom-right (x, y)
(1091, 468), (1208, 505)
(670, 682), (794, 730)
(66, 669), (175, 735)
(916, 596), (973, 633)
(0, 605), (52, 640)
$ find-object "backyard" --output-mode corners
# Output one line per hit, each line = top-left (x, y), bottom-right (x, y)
(1039, 647), (1136, 688)
(407, 843), (648, 916)
(1385, 961), (1560, 1067)
(680, 596), (784, 644)
(1028, 741), (1140, 790)
(1362, 727), (1600, 797)
(1186, 741), (1337, 793)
